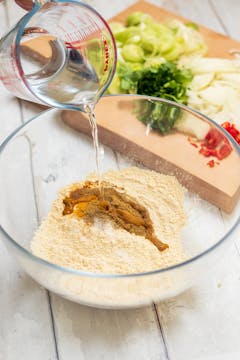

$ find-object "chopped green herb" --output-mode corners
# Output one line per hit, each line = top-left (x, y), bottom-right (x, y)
(185, 22), (199, 31)
(115, 62), (192, 134)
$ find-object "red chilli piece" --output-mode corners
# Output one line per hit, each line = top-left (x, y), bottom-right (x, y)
(199, 144), (217, 157)
(199, 127), (233, 162)
(190, 142), (198, 148)
(221, 121), (240, 145)
(207, 159), (215, 168)
(217, 143), (232, 160)
(205, 128), (224, 148)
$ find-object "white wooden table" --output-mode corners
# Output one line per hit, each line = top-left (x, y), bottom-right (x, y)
(0, 1), (240, 359)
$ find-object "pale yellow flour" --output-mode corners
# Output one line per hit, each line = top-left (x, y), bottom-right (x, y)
(31, 167), (186, 274)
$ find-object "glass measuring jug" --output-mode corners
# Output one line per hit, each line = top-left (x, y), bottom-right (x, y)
(0, 0), (117, 109)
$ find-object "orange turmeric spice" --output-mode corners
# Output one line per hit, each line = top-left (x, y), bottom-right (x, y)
(63, 181), (168, 252)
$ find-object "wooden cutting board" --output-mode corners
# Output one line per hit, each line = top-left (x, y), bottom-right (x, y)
(61, 1), (240, 213)
(62, 97), (240, 213)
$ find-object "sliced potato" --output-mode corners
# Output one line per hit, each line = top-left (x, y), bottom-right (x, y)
(174, 112), (210, 139)
(191, 73), (215, 91)
(188, 58), (240, 74)
(198, 85), (236, 106)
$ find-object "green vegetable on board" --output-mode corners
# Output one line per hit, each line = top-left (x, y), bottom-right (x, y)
(110, 12), (207, 63)
(135, 63), (192, 134)
(107, 11), (204, 133)
(111, 61), (193, 134)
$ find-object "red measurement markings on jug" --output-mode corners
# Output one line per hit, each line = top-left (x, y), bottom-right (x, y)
(77, 13), (101, 33)
(0, 63), (11, 85)
(56, 24), (66, 35)
(65, 41), (76, 49)
(0, 43), (27, 98)
(1, 44), (18, 86)
(65, 41), (82, 62)
(102, 36), (109, 72)
(64, 16), (100, 44)
(60, 13), (110, 72)
(80, 12), (111, 72)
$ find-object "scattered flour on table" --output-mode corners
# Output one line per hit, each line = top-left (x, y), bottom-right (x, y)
(31, 167), (187, 274)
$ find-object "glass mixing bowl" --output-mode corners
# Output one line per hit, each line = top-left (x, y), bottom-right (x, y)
(0, 95), (239, 309)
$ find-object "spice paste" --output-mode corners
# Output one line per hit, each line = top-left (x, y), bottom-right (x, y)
(63, 181), (169, 252)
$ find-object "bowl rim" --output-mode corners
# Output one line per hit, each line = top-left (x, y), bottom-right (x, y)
(0, 94), (239, 279)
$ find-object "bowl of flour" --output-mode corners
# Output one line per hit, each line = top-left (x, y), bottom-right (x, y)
(1, 96), (239, 308)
